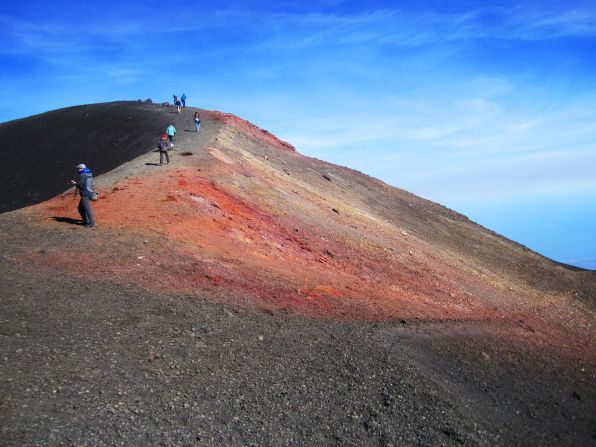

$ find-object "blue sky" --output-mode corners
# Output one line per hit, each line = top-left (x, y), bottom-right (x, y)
(1, 0), (595, 268)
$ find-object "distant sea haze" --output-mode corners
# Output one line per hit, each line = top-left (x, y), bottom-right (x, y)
(565, 258), (596, 270)
(444, 192), (596, 272)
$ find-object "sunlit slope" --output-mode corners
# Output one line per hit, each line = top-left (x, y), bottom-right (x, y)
(4, 102), (593, 353)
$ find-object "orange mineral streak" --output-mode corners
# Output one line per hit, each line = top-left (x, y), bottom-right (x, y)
(38, 165), (496, 321)
(33, 149), (593, 357)
(209, 111), (296, 152)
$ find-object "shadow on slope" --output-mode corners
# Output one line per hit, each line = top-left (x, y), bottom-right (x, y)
(0, 101), (172, 213)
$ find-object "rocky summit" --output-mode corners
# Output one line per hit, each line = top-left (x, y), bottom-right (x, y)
(0, 101), (594, 446)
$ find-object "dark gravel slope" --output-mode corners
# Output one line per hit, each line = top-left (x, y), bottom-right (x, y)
(0, 216), (594, 446)
(0, 235), (593, 445)
(0, 101), (173, 213)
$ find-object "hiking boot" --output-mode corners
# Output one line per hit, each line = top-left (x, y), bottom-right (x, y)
(85, 224), (96, 229)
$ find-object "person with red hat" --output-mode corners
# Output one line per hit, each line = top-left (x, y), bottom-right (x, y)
(158, 134), (170, 165)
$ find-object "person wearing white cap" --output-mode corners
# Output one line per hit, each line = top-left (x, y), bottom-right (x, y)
(70, 163), (96, 228)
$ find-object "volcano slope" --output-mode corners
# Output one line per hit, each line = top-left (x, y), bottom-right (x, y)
(0, 102), (594, 446)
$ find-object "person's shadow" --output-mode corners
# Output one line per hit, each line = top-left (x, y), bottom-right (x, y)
(145, 162), (161, 166)
(52, 216), (82, 226)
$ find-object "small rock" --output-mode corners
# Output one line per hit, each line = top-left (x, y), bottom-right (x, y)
(323, 174), (332, 181)
(257, 335), (264, 341)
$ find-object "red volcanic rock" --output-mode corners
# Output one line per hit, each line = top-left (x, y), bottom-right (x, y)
(209, 110), (296, 152)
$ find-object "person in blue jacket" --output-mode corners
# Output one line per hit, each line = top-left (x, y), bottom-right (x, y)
(70, 163), (96, 228)
(166, 124), (176, 149)
(181, 93), (187, 108)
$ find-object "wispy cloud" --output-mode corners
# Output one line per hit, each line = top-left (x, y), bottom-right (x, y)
(221, 5), (596, 51)
(514, 7), (596, 39)
(267, 83), (596, 208)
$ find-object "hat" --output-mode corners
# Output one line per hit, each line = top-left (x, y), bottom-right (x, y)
(76, 163), (86, 170)
(161, 133), (167, 139)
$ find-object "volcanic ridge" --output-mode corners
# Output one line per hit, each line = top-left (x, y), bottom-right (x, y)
(0, 101), (594, 446)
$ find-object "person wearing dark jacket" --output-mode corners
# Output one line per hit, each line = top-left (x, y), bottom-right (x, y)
(158, 134), (170, 165)
(70, 163), (96, 228)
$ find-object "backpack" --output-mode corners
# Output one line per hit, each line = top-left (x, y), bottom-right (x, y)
(82, 173), (99, 200)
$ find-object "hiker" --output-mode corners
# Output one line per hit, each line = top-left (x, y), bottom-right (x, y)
(70, 163), (96, 228)
(158, 134), (170, 165)
(166, 124), (176, 149)
(193, 112), (201, 132)
(173, 95), (181, 113)
(181, 93), (187, 108)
